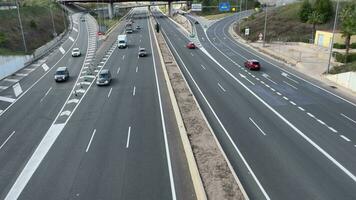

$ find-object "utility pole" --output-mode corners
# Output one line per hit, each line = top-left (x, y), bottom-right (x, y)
(263, 4), (268, 47)
(327, 0), (340, 74)
(49, 1), (57, 37)
(15, 0), (27, 53)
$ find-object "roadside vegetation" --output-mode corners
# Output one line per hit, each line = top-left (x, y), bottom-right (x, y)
(0, 0), (66, 54)
(329, 61), (356, 74)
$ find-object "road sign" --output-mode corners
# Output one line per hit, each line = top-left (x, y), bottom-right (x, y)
(191, 3), (202, 11)
(245, 28), (250, 36)
(219, 2), (230, 12)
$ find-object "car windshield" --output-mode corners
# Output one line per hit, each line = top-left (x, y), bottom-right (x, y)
(99, 73), (109, 78)
(56, 70), (65, 75)
(119, 41), (125, 43)
(252, 62), (259, 65)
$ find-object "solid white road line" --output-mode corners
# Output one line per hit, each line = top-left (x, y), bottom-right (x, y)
(148, 17), (177, 200)
(0, 131), (15, 150)
(217, 83), (226, 92)
(0, 96), (15, 103)
(108, 87), (113, 98)
(40, 87), (52, 102)
(283, 81), (298, 90)
(249, 117), (267, 136)
(133, 86), (136, 96)
(340, 135), (351, 142)
(126, 126), (131, 148)
(341, 113), (356, 125)
(86, 129), (96, 152)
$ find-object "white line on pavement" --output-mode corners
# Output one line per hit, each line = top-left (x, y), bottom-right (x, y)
(117, 67), (121, 75)
(200, 64), (206, 70)
(41, 63), (49, 71)
(73, 27), (78, 32)
(217, 83), (226, 92)
(126, 126), (131, 148)
(283, 81), (298, 90)
(108, 87), (112, 98)
(69, 36), (74, 42)
(298, 106), (305, 111)
(0, 131), (15, 150)
(86, 129), (96, 152)
(13, 83), (23, 97)
(136, 66), (138, 73)
(59, 46), (65, 54)
(3, 78), (18, 83)
(249, 117), (267, 136)
(133, 86), (136, 96)
(340, 135), (351, 142)
(0, 96), (15, 103)
(340, 113), (356, 125)
(40, 87), (52, 102)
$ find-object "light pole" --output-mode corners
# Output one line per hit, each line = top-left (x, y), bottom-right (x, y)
(327, 0), (340, 74)
(49, 1), (57, 37)
(263, 4), (268, 47)
(15, 0), (27, 53)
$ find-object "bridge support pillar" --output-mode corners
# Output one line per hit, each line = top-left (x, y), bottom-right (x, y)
(108, 2), (113, 19)
(168, 1), (172, 17)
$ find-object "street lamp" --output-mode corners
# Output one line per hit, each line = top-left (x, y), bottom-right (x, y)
(263, 4), (268, 47)
(327, 0), (340, 74)
(15, 0), (27, 52)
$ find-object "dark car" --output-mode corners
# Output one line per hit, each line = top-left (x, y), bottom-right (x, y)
(138, 48), (147, 57)
(54, 67), (69, 82)
(96, 69), (112, 86)
(186, 42), (196, 49)
(244, 60), (261, 70)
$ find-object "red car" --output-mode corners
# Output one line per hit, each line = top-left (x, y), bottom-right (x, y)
(186, 42), (196, 49)
(244, 60), (261, 70)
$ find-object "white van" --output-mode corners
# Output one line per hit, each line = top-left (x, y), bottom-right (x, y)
(117, 34), (127, 48)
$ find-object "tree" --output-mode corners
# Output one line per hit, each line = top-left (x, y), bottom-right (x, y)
(307, 11), (323, 42)
(339, 3), (356, 61)
(299, 0), (313, 23)
(314, 0), (333, 22)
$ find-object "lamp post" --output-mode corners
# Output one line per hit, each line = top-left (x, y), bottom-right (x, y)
(15, 0), (27, 53)
(263, 4), (268, 47)
(327, 0), (340, 74)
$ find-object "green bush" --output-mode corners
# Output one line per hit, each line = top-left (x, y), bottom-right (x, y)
(329, 61), (356, 74)
(333, 43), (346, 49)
(333, 52), (356, 63)
(0, 32), (6, 46)
(299, 0), (313, 22)
(30, 20), (37, 29)
(351, 43), (356, 49)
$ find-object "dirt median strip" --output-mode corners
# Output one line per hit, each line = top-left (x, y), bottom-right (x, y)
(150, 15), (246, 200)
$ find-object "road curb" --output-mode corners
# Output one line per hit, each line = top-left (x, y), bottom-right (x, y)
(149, 14), (207, 200)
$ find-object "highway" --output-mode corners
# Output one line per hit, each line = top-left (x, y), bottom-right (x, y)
(152, 9), (356, 200)
(0, 7), (195, 200)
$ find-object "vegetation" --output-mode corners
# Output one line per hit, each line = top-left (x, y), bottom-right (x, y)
(339, 2), (356, 59)
(307, 10), (323, 41)
(0, 0), (66, 54)
(195, 0), (259, 15)
(299, 0), (313, 22)
(329, 61), (356, 74)
(333, 52), (356, 63)
(314, 0), (333, 22)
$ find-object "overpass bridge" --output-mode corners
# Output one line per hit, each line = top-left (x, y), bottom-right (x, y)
(58, 0), (191, 18)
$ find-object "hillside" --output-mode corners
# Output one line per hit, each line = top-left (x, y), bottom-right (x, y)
(0, 0), (66, 54)
(236, 2), (337, 42)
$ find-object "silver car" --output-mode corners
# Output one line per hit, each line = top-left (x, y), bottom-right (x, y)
(96, 69), (112, 86)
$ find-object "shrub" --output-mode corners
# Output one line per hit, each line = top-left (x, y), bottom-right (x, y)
(333, 52), (356, 63)
(299, 0), (313, 22)
(0, 32), (7, 46)
(351, 43), (356, 49)
(30, 20), (37, 29)
(313, 0), (333, 23)
(329, 61), (356, 74)
(333, 43), (346, 49)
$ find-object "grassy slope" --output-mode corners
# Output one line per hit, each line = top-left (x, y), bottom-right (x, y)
(236, 3), (336, 42)
(329, 61), (356, 74)
(0, 0), (65, 54)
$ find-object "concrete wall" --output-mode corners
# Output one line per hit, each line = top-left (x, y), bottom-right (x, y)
(315, 30), (356, 48)
(0, 55), (33, 80)
(327, 72), (356, 92)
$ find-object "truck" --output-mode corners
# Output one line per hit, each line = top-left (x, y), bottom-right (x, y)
(117, 34), (127, 48)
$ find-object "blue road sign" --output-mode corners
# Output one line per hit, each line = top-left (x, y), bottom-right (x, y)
(219, 2), (230, 12)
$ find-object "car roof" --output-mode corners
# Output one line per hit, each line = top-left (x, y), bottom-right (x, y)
(100, 69), (110, 74)
(248, 59), (259, 62)
(139, 48), (146, 51)
(72, 48), (79, 51)
(57, 67), (67, 71)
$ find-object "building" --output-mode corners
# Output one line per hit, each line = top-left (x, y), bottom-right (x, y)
(314, 30), (356, 48)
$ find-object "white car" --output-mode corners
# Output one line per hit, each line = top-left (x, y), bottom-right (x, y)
(71, 48), (81, 57)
